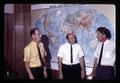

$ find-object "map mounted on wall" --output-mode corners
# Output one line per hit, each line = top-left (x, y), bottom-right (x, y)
(34, 4), (115, 71)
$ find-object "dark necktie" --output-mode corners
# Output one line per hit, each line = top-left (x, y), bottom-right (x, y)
(37, 44), (45, 66)
(98, 43), (104, 65)
(70, 44), (73, 63)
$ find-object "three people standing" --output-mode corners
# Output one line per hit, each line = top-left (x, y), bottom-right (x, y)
(24, 27), (115, 80)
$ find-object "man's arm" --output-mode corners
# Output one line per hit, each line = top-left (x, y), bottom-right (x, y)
(24, 62), (34, 79)
(88, 58), (98, 79)
(42, 56), (47, 78)
(79, 56), (86, 79)
(58, 57), (63, 79)
(24, 47), (34, 79)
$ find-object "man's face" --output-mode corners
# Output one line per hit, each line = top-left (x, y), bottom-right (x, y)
(96, 31), (105, 42)
(32, 29), (41, 42)
(67, 33), (75, 44)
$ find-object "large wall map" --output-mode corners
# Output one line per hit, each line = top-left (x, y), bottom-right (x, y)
(34, 4), (115, 72)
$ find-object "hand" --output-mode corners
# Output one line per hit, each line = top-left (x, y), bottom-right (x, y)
(87, 73), (94, 80)
(29, 75), (35, 79)
(81, 70), (86, 79)
(59, 72), (63, 79)
(43, 69), (47, 78)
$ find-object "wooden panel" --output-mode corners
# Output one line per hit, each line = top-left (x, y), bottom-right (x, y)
(14, 4), (24, 13)
(14, 4), (31, 79)
(4, 14), (18, 79)
(4, 14), (15, 70)
(23, 12), (31, 46)
(4, 4), (31, 79)
(4, 14), (8, 65)
(15, 24), (24, 78)
(14, 4), (31, 13)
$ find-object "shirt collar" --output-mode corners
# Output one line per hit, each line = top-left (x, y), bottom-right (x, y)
(31, 40), (37, 46)
(103, 39), (109, 45)
(66, 42), (76, 46)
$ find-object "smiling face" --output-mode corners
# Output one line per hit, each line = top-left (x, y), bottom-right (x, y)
(32, 29), (41, 43)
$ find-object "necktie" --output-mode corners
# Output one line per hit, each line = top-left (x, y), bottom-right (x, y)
(98, 43), (104, 65)
(70, 44), (73, 63)
(37, 44), (45, 66)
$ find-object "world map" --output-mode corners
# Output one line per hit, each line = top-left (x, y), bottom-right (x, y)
(35, 4), (115, 71)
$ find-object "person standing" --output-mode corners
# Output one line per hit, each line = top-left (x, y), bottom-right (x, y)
(89, 27), (116, 80)
(24, 28), (47, 79)
(57, 32), (86, 80)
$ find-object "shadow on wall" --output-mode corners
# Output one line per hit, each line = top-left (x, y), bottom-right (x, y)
(41, 34), (53, 79)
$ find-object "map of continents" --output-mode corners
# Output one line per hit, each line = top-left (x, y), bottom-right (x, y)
(35, 4), (115, 69)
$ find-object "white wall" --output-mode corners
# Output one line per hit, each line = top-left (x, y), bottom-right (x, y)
(93, 4), (115, 30)
(4, 4), (14, 14)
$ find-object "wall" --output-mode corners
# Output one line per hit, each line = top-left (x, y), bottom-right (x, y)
(31, 4), (115, 30)
(4, 4), (59, 79)
(4, 4), (31, 79)
(4, 4), (115, 79)
(31, 4), (115, 70)
(31, 4), (115, 77)
(93, 4), (115, 31)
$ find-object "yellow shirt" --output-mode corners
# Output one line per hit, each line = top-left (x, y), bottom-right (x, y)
(24, 41), (47, 68)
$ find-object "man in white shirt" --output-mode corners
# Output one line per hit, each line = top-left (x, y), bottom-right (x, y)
(57, 32), (86, 80)
(89, 27), (115, 80)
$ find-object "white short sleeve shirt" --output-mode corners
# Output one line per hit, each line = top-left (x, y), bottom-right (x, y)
(94, 39), (115, 66)
(57, 42), (84, 65)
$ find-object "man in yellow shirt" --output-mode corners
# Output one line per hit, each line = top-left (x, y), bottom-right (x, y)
(24, 28), (47, 79)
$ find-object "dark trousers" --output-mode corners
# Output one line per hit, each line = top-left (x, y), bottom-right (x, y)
(62, 64), (81, 80)
(26, 66), (45, 79)
(95, 65), (115, 80)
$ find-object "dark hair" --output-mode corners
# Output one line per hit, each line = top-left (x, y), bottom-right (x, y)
(66, 34), (69, 39)
(30, 28), (40, 37)
(66, 33), (77, 43)
(97, 27), (111, 39)
(74, 35), (77, 43)
(66, 33), (74, 39)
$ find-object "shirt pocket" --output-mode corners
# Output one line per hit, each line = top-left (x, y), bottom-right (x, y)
(104, 51), (112, 58)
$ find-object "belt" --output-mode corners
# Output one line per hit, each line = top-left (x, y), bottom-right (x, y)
(98, 65), (114, 68)
(62, 63), (80, 66)
(30, 66), (43, 69)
